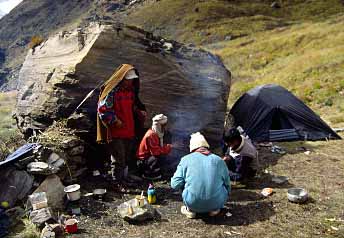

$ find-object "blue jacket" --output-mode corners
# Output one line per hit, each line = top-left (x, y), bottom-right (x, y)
(171, 152), (230, 213)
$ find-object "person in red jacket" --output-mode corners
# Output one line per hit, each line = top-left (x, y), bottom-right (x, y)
(137, 114), (172, 180)
(98, 65), (146, 185)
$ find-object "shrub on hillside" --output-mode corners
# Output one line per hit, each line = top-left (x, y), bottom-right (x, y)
(28, 36), (44, 50)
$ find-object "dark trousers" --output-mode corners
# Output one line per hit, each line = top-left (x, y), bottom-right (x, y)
(107, 138), (134, 181)
(139, 156), (161, 176)
(226, 155), (254, 181)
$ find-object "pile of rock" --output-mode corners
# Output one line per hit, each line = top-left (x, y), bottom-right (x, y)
(0, 118), (89, 235)
(36, 119), (88, 181)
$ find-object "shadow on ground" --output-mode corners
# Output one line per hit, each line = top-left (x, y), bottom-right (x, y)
(199, 200), (275, 226)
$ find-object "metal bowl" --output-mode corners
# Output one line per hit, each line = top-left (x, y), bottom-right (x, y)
(93, 189), (107, 199)
(64, 184), (81, 201)
(287, 188), (308, 203)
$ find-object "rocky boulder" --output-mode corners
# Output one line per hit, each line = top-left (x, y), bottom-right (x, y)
(0, 168), (34, 207)
(32, 175), (65, 211)
(15, 23), (231, 166)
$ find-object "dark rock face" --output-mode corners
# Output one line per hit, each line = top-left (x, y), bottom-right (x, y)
(15, 23), (231, 165)
(0, 168), (34, 207)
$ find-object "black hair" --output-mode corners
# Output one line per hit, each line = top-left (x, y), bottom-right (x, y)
(223, 127), (241, 142)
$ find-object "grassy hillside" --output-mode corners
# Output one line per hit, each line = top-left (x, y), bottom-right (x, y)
(127, 0), (344, 45)
(210, 14), (344, 127)
(0, 91), (17, 137)
(0, 91), (24, 160)
(127, 0), (344, 127)
(0, 0), (343, 140)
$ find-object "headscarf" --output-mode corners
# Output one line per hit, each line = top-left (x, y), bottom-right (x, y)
(152, 114), (168, 147)
(98, 64), (134, 102)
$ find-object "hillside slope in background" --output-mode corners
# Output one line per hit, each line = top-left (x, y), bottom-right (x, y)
(126, 0), (344, 45)
(126, 0), (344, 127)
(210, 15), (344, 127)
(0, 0), (95, 89)
(0, 0), (343, 128)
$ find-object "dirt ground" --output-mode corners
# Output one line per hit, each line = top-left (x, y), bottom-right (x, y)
(66, 133), (344, 238)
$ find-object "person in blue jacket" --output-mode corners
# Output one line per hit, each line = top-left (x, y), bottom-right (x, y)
(171, 132), (231, 218)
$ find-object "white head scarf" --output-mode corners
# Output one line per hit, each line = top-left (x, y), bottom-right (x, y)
(125, 69), (138, 80)
(152, 114), (168, 146)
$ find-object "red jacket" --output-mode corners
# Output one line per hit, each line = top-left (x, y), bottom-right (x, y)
(137, 129), (171, 160)
(111, 90), (135, 139)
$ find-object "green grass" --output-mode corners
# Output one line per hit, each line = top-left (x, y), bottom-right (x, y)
(0, 91), (23, 160)
(210, 14), (344, 127)
(0, 91), (17, 138)
(10, 219), (40, 238)
(127, 0), (344, 44)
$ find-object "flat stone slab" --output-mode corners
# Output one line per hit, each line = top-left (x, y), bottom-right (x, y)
(117, 198), (157, 222)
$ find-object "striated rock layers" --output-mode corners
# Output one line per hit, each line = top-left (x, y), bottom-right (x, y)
(15, 23), (230, 164)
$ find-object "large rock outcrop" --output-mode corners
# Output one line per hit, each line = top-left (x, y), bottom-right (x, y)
(0, 0), (96, 88)
(15, 23), (230, 165)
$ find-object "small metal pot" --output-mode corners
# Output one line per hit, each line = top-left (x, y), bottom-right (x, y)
(93, 189), (107, 199)
(287, 188), (308, 203)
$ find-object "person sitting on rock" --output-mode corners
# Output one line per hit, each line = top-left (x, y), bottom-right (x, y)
(137, 114), (172, 180)
(97, 64), (146, 187)
(171, 132), (230, 219)
(223, 127), (258, 182)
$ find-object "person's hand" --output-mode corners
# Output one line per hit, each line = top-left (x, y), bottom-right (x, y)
(223, 156), (232, 161)
(114, 119), (123, 128)
(140, 110), (147, 117)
